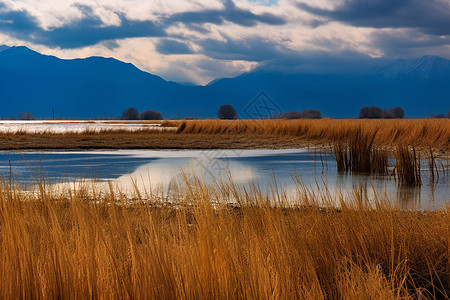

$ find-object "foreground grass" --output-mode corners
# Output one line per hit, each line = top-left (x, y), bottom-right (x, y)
(0, 177), (448, 299)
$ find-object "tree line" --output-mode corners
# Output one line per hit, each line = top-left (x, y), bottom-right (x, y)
(122, 107), (163, 120)
(358, 107), (404, 119)
(217, 105), (323, 120)
(273, 110), (322, 119)
(112, 105), (448, 121)
(217, 105), (408, 120)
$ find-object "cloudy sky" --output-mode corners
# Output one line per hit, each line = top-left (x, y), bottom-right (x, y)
(1, 0), (449, 84)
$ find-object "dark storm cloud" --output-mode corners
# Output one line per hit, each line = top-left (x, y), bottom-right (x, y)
(156, 39), (194, 55)
(0, 4), (165, 48)
(168, 0), (286, 27)
(199, 35), (290, 61)
(259, 49), (387, 74)
(298, 0), (450, 35)
(0, 7), (42, 40)
(41, 15), (165, 48)
(371, 30), (450, 57)
(0, 0), (286, 49)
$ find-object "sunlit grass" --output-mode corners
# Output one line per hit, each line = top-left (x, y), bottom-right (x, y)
(0, 174), (448, 299)
(177, 119), (450, 149)
(1, 119), (449, 152)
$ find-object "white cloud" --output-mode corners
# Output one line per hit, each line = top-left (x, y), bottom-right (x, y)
(0, 0), (449, 84)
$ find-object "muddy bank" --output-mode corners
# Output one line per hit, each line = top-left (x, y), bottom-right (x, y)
(0, 132), (320, 150)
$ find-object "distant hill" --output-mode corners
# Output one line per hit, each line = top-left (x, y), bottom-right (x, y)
(0, 45), (9, 52)
(0, 46), (189, 119)
(206, 58), (450, 118)
(375, 56), (450, 80)
(0, 46), (449, 119)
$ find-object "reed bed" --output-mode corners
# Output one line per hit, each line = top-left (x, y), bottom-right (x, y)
(331, 127), (389, 175)
(176, 119), (450, 149)
(1, 119), (449, 152)
(79, 127), (176, 135)
(394, 145), (422, 186)
(0, 175), (448, 299)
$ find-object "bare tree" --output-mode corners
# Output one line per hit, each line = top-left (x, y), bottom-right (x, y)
(274, 109), (322, 119)
(301, 109), (322, 119)
(388, 107), (405, 119)
(139, 110), (163, 120)
(121, 107), (139, 120)
(359, 106), (405, 119)
(280, 111), (303, 119)
(22, 112), (35, 120)
(218, 105), (237, 120)
(359, 107), (384, 119)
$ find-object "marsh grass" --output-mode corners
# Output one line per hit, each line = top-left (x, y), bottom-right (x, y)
(427, 148), (441, 184)
(371, 148), (389, 175)
(0, 174), (448, 299)
(79, 127), (176, 135)
(2, 119), (449, 149)
(394, 145), (422, 186)
(2, 119), (449, 152)
(327, 126), (447, 185)
(177, 119), (450, 149)
(331, 127), (389, 176)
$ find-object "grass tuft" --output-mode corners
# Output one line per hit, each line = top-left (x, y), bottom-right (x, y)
(394, 145), (422, 186)
(332, 127), (389, 175)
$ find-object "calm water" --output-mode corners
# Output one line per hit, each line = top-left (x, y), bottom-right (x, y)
(0, 149), (448, 208)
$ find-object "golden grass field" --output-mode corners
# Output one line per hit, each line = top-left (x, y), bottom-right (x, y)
(0, 118), (449, 298)
(176, 119), (450, 149)
(1, 119), (448, 151)
(0, 175), (448, 299)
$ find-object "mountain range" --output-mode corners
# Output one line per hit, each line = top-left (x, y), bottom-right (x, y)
(0, 46), (449, 119)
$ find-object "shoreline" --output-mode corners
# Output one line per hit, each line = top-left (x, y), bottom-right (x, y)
(1, 119), (449, 154)
(1, 133), (448, 158)
(0, 133), (323, 151)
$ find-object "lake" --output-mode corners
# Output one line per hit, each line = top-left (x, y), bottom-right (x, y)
(0, 149), (448, 209)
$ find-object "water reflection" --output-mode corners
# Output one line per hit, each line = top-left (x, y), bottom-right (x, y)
(113, 158), (256, 193)
(397, 185), (422, 210)
(0, 149), (448, 208)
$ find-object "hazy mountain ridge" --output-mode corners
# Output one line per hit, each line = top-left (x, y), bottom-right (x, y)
(375, 55), (450, 80)
(0, 46), (449, 119)
(0, 46), (183, 119)
(0, 45), (10, 52)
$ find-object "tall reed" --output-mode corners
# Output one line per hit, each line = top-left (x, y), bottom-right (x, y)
(332, 127), (388, 175)
(394, 145), (422, 186)
(0, 175), (448, 299)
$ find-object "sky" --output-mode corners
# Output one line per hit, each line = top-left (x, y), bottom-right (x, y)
(0, 0), (449, 84)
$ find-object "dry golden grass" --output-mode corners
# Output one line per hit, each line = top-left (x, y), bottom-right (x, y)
(394, 145), (422, 186)
(177, 119), (450, 149)
(0, 176), (448, 299)
(0, 131), (311, 150)
(1, 119), (449, 151)
(332, 128), (389, 174)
